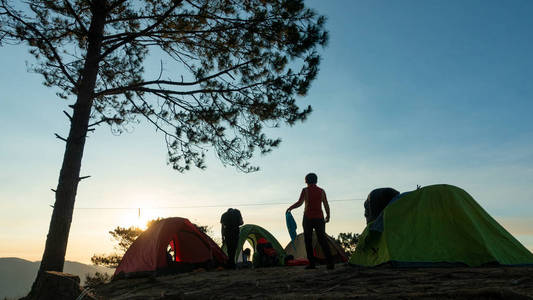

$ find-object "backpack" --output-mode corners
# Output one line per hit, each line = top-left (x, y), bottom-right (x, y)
(364, 188), (399, 224)
(221, 208), (243, 228)
(256, 239), (279, 267)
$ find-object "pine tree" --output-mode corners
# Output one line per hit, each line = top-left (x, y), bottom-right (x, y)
(0, 0), (327, 290)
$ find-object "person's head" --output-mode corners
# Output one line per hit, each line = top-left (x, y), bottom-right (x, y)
(305, 173), (318, 185)
(243, 248), (251, 255)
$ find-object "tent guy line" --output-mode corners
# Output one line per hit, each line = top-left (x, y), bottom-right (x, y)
(49, 198), (366, 210)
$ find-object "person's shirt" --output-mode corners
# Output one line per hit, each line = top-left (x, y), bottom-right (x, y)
(300, 184), (326, 219)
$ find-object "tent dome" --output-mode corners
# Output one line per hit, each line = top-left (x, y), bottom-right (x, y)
(225, 224), (285, 265)
(350, 184), (533, 267)
(284, 233), (348, 263)
(114, 217), (227, 277)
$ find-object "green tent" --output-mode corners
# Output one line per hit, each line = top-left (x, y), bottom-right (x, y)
(228, 224), (286, 265)
(350, 184), (533, 267)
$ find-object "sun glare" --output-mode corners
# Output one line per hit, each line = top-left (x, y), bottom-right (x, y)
(120, 209), (160, 230)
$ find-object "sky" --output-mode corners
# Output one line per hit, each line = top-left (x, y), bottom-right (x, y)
(1, 0), (532, 264)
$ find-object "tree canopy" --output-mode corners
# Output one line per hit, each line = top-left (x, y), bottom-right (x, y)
(1, 0), (328, 172)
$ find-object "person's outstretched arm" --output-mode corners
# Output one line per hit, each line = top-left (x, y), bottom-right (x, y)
(286, 189), (305, 212)
(323, 190), (330, 223)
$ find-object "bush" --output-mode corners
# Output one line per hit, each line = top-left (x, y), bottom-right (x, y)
(84, 272), (112, 289)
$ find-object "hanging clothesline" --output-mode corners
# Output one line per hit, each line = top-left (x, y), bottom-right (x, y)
(53, 197), (366, 210)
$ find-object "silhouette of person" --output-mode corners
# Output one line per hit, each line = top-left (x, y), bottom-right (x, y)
(242, 248), (251, 262)
(287, 173), (334, 269)
(220, 208), (243, 269)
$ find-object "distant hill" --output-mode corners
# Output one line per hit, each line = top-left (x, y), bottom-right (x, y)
(0, 257), (112, 300)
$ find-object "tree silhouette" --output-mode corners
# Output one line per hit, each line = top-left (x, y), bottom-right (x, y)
(0, 0), (327, 287)
(335, 232), (359, 256)
(90, 225), (145, 269)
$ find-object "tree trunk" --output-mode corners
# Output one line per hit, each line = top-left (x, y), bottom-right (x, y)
(36, 0), (107, 277)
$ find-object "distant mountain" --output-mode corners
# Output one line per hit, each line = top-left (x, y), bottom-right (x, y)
(0, 257), (112, 300)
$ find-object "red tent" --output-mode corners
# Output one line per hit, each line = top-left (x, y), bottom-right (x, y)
(114, 217), (227, 277)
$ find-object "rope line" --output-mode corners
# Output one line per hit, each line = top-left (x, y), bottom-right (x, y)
(60, 198), (366, 210)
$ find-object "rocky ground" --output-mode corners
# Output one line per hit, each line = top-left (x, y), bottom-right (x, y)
(94, 264), (533, 299)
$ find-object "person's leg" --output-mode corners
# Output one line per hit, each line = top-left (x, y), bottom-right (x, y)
(226, 228), (239, 269)
(222, 230), (231, 268)
(314, 218), (334, 269)
(303, 217), (316, 268)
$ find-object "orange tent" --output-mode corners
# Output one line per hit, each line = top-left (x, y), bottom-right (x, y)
(114, 217), (227, 277)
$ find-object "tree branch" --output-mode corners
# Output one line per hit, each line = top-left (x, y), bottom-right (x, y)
(95, 60), (252, 96)
(108, 0), (128, 11)
(54, 133), (67, 142)
(125, 94), (185, 145)
(97, 81), (266, 98)
(78, 175), (91, 181)
(1, 0), (78, 87)
(88, 117), (123, 127)
(63, 0), (88, 34)
(103, 26), (232, 43)
(99, 0), (183, 60)
(63, 110), (72, 121)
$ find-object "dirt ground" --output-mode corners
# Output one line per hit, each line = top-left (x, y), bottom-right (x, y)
(94, 264), (533, 299)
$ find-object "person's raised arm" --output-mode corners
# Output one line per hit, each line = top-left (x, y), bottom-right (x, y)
(322, 190), (330, 223)
(286, 188), (305, 212)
